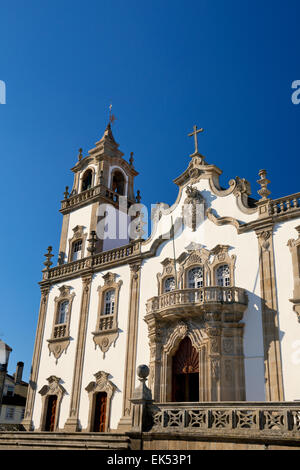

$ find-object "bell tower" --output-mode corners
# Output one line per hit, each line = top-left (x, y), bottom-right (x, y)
(58, 123), (139, 264)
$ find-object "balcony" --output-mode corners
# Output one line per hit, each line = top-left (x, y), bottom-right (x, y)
(42, 242), (141, 282)
(146, 286), (248, 322)
(60, 184), (136, 214)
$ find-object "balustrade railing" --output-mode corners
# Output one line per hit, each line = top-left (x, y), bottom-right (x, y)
(150, 402), (300, 435)
(146, 287), (247, 313)
(53, 324), (67, 339)
(43, 242), (141, 281)
(99, 315), (114, 331)
(269, 193), (300, 216)
(61, 184), (136, 212)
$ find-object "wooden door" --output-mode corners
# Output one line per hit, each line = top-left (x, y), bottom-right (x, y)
(172, 337), (199, 402)
(45, 395), (57, 431)
(93, 392), (107, 432)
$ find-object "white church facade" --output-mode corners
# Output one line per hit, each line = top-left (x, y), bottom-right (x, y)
(22, 122), (300, 434)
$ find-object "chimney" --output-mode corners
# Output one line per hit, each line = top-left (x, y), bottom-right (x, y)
(15, 361), (24, 384)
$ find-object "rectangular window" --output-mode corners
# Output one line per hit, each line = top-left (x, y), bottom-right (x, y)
(72, 240), (82, 261)
(6, 386), (14, 397)
(5, 407), (15, 420)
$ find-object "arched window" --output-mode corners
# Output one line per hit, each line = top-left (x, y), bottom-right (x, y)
(111, 170), (125, 195)
(71, 239), (82, 261)
(188, 267), (204, 288)
(81, 169), (93, 192)
(164, 277), (176, 292)
(103, 289), (115, 316)
(57, 300), (69, 324)
(216, 264), (230, 287)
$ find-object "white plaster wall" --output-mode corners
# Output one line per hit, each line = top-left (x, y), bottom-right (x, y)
(273, 220), (300, 401)
(137, 180), (265, 400)
(32, 278), (83, 430)
(78, 264), (131, 430)
(102, 208), (130, 252)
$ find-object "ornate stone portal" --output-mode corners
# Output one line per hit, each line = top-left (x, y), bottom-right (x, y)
(145, 249), (248, 403)
(85, 371), (116, 432)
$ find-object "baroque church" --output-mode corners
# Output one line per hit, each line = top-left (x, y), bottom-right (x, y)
(21, 121), (300, 441)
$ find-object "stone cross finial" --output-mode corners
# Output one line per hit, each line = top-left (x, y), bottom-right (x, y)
(78, 148), (83, 161)
(129, 152), (134, 166)
(257, 169), (271, 200)
(64, 186), (69, 199)
(188, 125), (204, 155)
(43, 246), (54, 270)
(136, 190), (141, 203)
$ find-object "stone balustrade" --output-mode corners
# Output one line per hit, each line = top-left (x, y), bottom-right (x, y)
(149, 402), (300, 436)
(269, 192), (300, 216)
(146, 287), (248, 315)
(42, 242), (141, 282)
(60, 184), (136, 213)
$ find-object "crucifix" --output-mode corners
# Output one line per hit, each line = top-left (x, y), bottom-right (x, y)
(188, 125), (204, 154)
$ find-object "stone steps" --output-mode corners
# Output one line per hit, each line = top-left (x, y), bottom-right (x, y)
(0, 432), (130, 450)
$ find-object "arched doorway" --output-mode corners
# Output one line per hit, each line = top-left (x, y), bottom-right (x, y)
(172, 337), (199, 402)
(44, 395), (57, 431)
(93, 392), (107, 432)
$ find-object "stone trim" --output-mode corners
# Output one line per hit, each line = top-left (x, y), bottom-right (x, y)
(64, 274), (92, 431)
(210, 245), (236, 287)
(146, 317), (246, 404)
(118, 262), (142, 430)
(47, 285), (75, 362)
(84, 371), (117, 432)
(256, 227), (284, 401)
(22, 285), (51, 431)
(157, 258), (178, 294)
(79, 166), (96, 193)
(287, 225), (300, 322)
(67, 225), (88, 262)
(92, 273), (122, 358)
(38, 376), (66, 431)
(179, 247), (211, 288)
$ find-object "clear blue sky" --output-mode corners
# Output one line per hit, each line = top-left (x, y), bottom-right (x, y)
(1, 0), (300, 381)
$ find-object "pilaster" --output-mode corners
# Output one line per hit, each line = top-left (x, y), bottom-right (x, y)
(22, 284), (51, 431)
(118, 261), (142, 431)
(256, 226), (284, 401)
(64, 273), (92, 431)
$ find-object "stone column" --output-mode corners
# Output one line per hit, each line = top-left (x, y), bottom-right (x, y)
(64, 274), (92, 431)
(118, 262), (142, 431)
(256, 227), (284, 401)
(22, 284), (51, 431)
